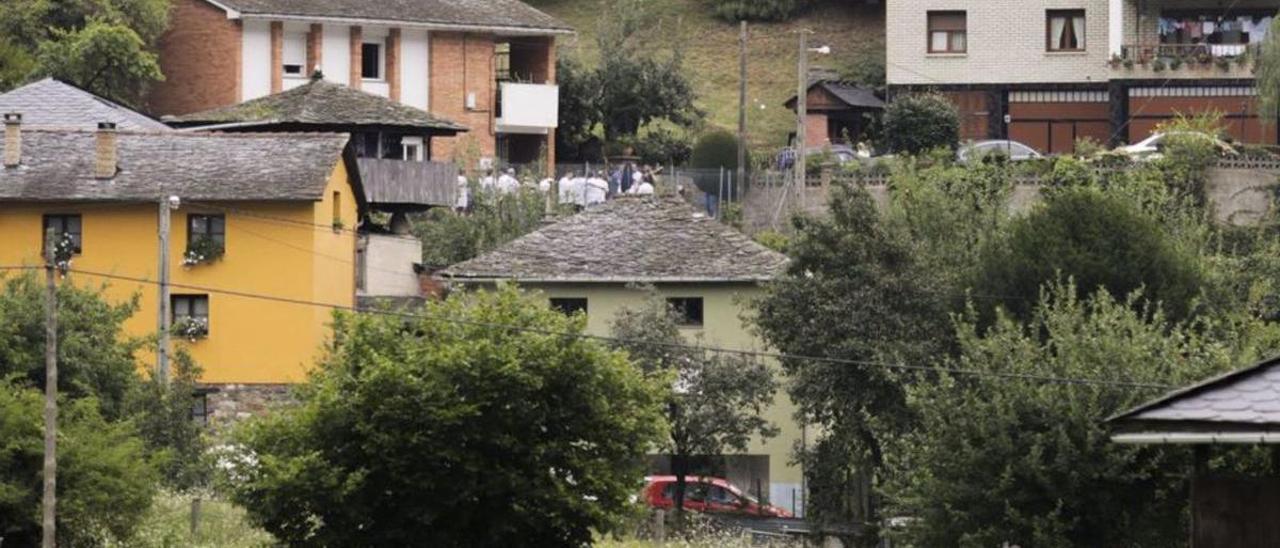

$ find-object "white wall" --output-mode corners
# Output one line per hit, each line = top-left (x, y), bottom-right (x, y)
(241, 20), (271, 100)
(360, 233), (423, 298)
(401, 30), (430, 111)
(322, 24), (351, 85)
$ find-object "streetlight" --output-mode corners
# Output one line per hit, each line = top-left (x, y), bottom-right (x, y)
(795, 31), (829, 207)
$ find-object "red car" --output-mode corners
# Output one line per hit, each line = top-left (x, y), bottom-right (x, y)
(642, 476), (793, 518)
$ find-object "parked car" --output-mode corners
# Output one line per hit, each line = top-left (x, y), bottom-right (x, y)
(776, 145), (865, 170)
(957, 140), (1043, 163)
(641, 476), (793, 518)
(1117, 131), (1238, 160)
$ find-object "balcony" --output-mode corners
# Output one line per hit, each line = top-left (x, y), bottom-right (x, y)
(355, 158), (458, 210)
(1113, 43), (1260, 79)
(495, 82), (559, 135)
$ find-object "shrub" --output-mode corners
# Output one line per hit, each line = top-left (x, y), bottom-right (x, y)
(689, 129), (743, 170)
(710, 0), (807, 21)
(882, 93), (960, 155)
(634, 126), (693, 166)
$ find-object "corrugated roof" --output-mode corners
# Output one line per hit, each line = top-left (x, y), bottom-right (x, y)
(206, 0), (572, 32)
(1110, 355), (1280, 427)
(0, 78), (171, 131)
(443, 196), (789, 283)
(169, 79), (467, 132)
(0, 129), (350, 202)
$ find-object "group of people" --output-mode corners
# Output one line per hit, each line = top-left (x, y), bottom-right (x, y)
(454, 163), (660, 212)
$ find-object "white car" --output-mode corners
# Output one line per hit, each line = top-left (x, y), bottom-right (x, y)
(957, 140), (1043, 164)
(1117, 131), (1237, 160)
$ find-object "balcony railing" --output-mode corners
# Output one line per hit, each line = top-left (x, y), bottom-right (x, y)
(1118, 43), (1261, 66)
(355, 158), (458, 209)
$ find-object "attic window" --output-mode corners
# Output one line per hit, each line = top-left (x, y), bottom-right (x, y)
(282, 33), (306, 76)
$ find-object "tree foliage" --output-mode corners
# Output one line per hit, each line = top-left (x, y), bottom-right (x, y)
(0, 381), (157, 546)
(886, 284), (1264, 547)
(1259, 15), (1280, 123)
(413, 186), (549, 266)
(0, 0), (168, 103)
(128, 349), (210, 492)
(710, 0), (808, 22)
(882, 93), (960, 154)
(227, 287), (665, 546)
(610, 293), (778, 520)
(689, 128), (745, 171)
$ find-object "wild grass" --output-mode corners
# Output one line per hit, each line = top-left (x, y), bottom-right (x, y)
(115, 490), (274, 548)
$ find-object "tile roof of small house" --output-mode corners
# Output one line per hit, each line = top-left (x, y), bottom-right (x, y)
(168, 79), (467, 132)
(1109, 355), (1280, 429)
(442, 196), (790, 283)
(205, 0), (572, 33)
(0, 129), (353, 202)
(784, 79), (885, 111)
(0, 78), (171, 131)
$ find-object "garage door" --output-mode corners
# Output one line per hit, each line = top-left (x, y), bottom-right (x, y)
(939, 91), (994, 142)
(1007, 91), (1110, 154)
(1128, 86), (1279, 145)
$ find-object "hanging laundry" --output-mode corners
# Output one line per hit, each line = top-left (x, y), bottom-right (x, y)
(1203, 21), (1216, 34)
(1188, 19), (1203, 39)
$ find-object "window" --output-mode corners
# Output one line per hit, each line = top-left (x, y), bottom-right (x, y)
(361, 42), (383, 80)
(42, 214), (82, 254)
(550, 298), (588, 316)
(188, 214), (225, 246)
(332, 191), (342, 227)
(172, 295), (210, 337)
(191, 392), (209, 425)
(401, 136), (424, 162)
(666, 297), (704, 327)
(927, 11), (967, 53)
(282, 33), (306, 76)
(708, 486), (741, 506)
(1047, 10), (1086, 51)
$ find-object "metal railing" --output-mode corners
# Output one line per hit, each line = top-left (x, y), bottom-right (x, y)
(1119, 43), (1261, 64)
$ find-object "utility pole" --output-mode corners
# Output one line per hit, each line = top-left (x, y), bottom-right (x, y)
(795, 30), (812, 208)
(41, 228), (58, 548)
(736, 20), (748, 191)
(157, 196), (173, 384)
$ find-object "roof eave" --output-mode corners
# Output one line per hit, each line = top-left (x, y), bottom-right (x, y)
(441, 275), (775, 284)
(237, 13), (574, 36)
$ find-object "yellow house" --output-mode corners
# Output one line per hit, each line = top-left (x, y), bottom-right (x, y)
(0, 117), (360, 414)
(443, 196), (809, 516)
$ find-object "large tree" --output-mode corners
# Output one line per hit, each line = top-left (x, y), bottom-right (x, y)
(1259, 15), (1280, 123)
(610, 294), (778, 523)
(227, 287), (665, 546)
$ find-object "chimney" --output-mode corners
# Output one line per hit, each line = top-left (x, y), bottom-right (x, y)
(95, 122), (117, 179)
(3, 113), (20, 168)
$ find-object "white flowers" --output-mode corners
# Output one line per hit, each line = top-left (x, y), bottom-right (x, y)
(173, 316), (209, 341)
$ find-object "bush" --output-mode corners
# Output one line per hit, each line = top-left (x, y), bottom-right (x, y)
(882, 93), (960, 155)
(710, 0), (808, 21)
(634, 126), (693, 166)
(689, 129), (744, 171)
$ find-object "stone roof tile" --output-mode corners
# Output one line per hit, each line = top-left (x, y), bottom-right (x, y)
(0, 78), (170, 131)
(210, 0), (572, 32)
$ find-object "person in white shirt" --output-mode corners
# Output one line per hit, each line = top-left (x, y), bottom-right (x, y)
(633, 180), (655, 195)
(455, 174), (470, 212)
(538, 177), (554, 193)
(497, 168), (520, 194)
(571, 173), (590, 207)
(585, 171), (609, 205)
(558, 173), (576, 205)
(478, 170), (497, 193)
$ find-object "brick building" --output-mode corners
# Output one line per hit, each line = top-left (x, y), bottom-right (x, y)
(886, 0), (1277, 153)
(148, 0), (570, 168)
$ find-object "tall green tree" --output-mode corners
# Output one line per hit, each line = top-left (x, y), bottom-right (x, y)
(0, 0), (169, 104)
(227, 287), (665, 546)
(1259, 15), (1280, 123)
(610, 294), (778, 522)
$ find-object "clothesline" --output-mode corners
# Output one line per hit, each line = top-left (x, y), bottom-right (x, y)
(1157, 14), (1273, 45)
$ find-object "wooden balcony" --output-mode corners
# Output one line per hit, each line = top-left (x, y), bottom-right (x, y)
(356, 158), (458, 210)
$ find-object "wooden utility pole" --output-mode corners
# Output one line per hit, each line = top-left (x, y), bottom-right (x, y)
(157, 196), (173, 384)
(736, 20), (748, 191)
(795, 30), (811, 208)
(41, 228), (58, 548)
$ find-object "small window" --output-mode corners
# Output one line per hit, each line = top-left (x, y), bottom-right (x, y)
(172, 295), (210, 338)
(42, 214), (82, 254)
(550, 298), (588, 316)
(666, 297), (704, 327)
(332, 191), (342, 227)
(282, 33), (306, 76)
(927, 11), (967, 53)
(361, 42), (383, 80)
(402, 136), (424, 162)
(1047, 10), (1086, 52)
(188, 214), (225, 246)
(191, 392), (209, 425)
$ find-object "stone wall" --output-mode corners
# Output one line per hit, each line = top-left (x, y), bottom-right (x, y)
(204, 383), (296, 431)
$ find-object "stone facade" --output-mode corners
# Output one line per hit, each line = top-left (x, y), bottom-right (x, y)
(204, 383), (296, 430)
(148, 0), (241, 115)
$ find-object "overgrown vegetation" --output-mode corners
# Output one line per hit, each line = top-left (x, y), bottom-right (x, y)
(881, 93), (960, 154)
(414, 185), (549, 266)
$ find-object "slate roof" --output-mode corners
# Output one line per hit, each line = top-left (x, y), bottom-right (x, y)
(1109, 355), (1280, 428)
(205, 0), (572, 33)
(169, 79), (467, 132)
(0, 78), (170, 131)
(0, 129), (352, 202)
(785, 80), (885, 111)
(443, 196), (790, 283)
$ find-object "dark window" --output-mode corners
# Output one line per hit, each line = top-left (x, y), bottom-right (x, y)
(191, 392), (209, 425)
(188, 214), (225, 246)
(361, 43), (382, 79)
(494, 42), (512, 81)
(927, 11), (967, 53)
(1047, 10), (1086, 51)
(42, 214), (82, 254)
(172, 294), (210, 337)
(550, 298), (588, 316)
(666, 297), (704, 327)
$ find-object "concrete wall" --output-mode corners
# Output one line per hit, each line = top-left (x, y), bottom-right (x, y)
(360, 233), (424, 298)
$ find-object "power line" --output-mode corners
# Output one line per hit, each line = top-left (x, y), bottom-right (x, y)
(62, 266), (1177, 390)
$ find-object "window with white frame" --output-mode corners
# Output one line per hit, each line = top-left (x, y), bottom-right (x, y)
(282, 33), (306, 76)
(401, 136), (424, 161)
(361, 42), (384, 80)
(1047, 10), (1086, 52)
(927, 11), (967, 53)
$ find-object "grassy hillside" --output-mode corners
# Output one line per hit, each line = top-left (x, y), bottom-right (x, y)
(528, 0), (884, 155)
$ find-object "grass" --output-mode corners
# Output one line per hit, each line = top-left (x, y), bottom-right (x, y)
(527, 0), (884, 152)
(118, 490), (274, 548)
